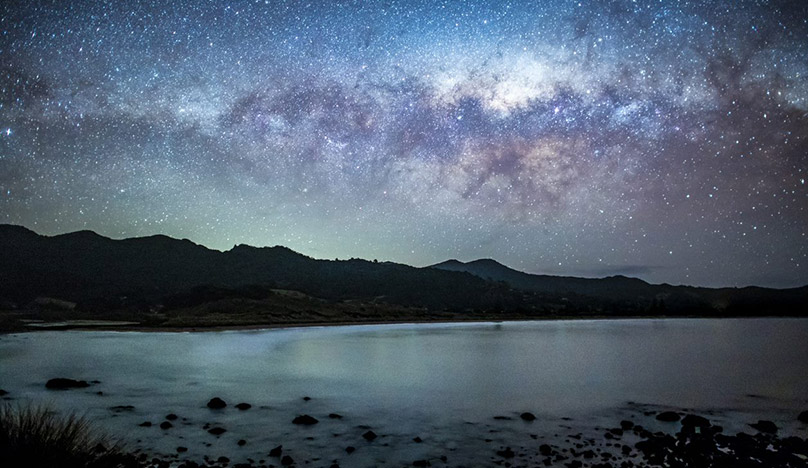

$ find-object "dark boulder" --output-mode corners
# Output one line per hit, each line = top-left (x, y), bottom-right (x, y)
(235, 402), (251, 410)
(292, 414), (318, 425)
(345, 446), (356, 454)
(237, 439), (246, 446)
(799, 411), (808, 423)
(681, 414), (710, 428)
(207, 427), (227, 436)
(139, 421), (152, 427)
(749, 420), (778, 434)
(166, 413), (178, 420)
(0, 389), (7, 396)
(655, 411), (680, 422)
(328, 413), (343, 419)
(520, 412), (537, 421)
(160, 421), (173, 430)
(45, 378), (90, 390)
(362, 430), (377, 441)
(269, 445), (283, 457)
(176, 447), (188, 453)
(413, 436), (423, 443)
(281, 455), (294, 466)
(680, 414), (712, 435)
(207, 397), (227, 409)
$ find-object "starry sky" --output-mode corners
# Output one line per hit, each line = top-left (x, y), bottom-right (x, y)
(1, 1), (806, 288)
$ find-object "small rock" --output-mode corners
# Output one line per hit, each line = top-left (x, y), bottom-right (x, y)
(292, 414), (319, 425)
(749, 420), (778, 434)
(45, 378), (90, 390)
(237, 439), (246, 446)
(160, 421), (173, 430)
(207, 397), (227, 409)
(281, 455), (294, 466)
(328, 413), (343, 419)
(520, 412), (536, 421)
(619, 420), (634, 430)
(165, 413), (178, 421)
(138, 421), (152, 427)
(176, 447), (187, 453)
(413, 460), (430, 467)
(0, 389), (7, 396)
(621, 445), (632, 455)
(303, 396), (312, 401)
(362, 430), (377, 441)
(496, 447), (515, 458)
(655, 411), (680, 422)
(207, 427), (227, 436)
(235, 402), (251, 410)
(799, 411), (808, 424)
(413, 436), (423, 443)
(109, 405), (135, 412)
(269, 445), (283, 457)
(345, 446), (355, 454)
(217, 456), (229, 464)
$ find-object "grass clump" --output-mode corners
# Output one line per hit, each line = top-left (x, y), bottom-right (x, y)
(0, 403), (142, 468)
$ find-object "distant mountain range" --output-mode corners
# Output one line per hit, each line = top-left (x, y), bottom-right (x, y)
(1, 224), (806, 319)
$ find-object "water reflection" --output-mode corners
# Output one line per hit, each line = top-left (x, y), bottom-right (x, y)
(0, 319), (806, 463)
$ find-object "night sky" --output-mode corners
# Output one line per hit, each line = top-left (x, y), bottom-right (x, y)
(1, 1), (806, 288)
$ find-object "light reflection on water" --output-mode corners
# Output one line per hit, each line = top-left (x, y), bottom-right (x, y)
(1, 318), (807, 465)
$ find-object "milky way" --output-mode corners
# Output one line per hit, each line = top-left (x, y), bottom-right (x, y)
(1, 0), (806, 287)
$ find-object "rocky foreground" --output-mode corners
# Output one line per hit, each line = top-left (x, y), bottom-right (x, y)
(4, 383), (808, 468)
(57, 400), (808, 466)
(126, 409), (808, 468)
(140, 409), (808, 468)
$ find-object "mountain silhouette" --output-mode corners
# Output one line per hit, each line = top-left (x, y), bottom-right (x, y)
(431, 258), (659, 298)
(429, 258), (807, 315)
(0, 225), (516, 311)
(1, 224), (805, 319)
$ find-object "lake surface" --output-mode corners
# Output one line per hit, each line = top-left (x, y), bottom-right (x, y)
(1, 318), (807, 465)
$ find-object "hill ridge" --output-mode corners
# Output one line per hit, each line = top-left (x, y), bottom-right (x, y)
(0, 224), (805, 319)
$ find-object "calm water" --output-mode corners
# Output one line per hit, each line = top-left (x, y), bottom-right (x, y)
(1, 319), (807, 465)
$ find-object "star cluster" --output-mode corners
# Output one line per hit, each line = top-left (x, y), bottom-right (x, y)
(1, 0), (806, 287)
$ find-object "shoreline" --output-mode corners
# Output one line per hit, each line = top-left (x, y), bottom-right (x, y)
(4, 314), (806, 335)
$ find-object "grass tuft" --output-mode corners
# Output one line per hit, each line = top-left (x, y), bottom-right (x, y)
(0, 403), (141, 468)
